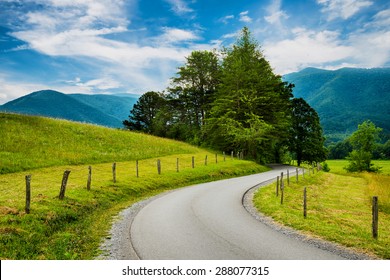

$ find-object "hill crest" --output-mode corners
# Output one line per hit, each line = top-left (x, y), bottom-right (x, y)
(0, 90), (138, 128)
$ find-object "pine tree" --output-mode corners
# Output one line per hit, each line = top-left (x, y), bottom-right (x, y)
(204, 27), (293, 162)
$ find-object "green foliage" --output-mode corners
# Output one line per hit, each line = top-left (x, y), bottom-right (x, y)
(204, 27), (293, 162)
(327, 139), (352, 159)
(289, 98), (327, 166)
(321, 161), (330, 172)
(345, 120), (382, 172)
(123, 91), (165, 133)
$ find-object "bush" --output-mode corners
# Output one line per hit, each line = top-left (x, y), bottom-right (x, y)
(321, 162), (330, 172)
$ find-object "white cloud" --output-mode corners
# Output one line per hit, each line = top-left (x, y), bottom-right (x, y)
(317, 0), (373, 20)
(222, 32), (239, 39)
(239, 11), (252, 23)
(6, 0), (203, 95)
(366, 9), (390, 29)
(71, 77), (123, 91)
(264, 0), (289, 25)
(0, 78), (43, 104)
(348, 30), (390, 67)
(159, 27), (200, 44)
(164, 0), (194, 15)
(264, 28), (354, 74)
(219, 15), (235, 24)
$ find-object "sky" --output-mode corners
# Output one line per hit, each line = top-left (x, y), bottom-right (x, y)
(0, 0), (389, 104)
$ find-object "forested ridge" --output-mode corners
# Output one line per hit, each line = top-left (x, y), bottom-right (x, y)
(124, 28), (326, 165)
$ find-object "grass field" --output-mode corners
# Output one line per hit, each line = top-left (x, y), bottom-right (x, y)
(0, 113), (269, 259)
(324, 160), (390, 175)
(254, 160), (390, 259)
(0, 113), (203, 174)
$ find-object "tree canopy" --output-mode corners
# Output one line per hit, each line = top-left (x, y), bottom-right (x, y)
(203, 27), (293, 162)
(289, 98), (327, 166)
(123, 27), (327, 165)
(345, 120), (382, 172)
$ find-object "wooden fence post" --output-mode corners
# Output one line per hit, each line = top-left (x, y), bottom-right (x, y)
(112, 162), (116, 183)
(276, 176), (279, 197)
(25, 175), (31, 214)
(372, 196), (379, 239)
(215, 154), (218, 164)
(296, 168), (299, 183)
(192, 156), (195, 168)
(205, 155), (208, 166)
(87, 166), (92, 190)
(302, 168), (305, 179)
(136, 160), (139, 178)
(287, 169), (290, 186)
(59, 170), (71, 200)
(280, 179), (284, 205)
(157, 159), (161, 175)
(231, 151), (234, 160)
(303, 187), (307, 218)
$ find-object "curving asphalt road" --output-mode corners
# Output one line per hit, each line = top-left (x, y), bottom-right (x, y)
(129, 165), (349, 260)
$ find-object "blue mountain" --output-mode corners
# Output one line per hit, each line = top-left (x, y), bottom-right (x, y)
(0, 90), (138, 128)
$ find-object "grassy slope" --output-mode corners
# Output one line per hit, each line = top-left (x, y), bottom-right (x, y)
(254, 160), (390, 259)
(0, 113), (268, 259)
(0, 112), (203, 174)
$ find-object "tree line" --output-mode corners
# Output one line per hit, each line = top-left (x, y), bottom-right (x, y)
(123, 27), (327, 166)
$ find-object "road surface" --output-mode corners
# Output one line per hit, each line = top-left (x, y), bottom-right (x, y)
(130, 165), (349, 260)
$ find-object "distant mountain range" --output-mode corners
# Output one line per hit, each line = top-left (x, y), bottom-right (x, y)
(0, 90), (139, 128)
(1, 67), (389, 142)
(284, 67), (390, 143)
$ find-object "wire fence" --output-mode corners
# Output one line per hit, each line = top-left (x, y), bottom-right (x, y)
(1, 152), (245, 215)
(272, 163), (380, 239)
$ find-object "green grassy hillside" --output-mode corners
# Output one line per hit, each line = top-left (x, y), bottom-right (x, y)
(0, 112), (202, 174)
(253, 160), (390, 259)
(0, 112), (268, 259)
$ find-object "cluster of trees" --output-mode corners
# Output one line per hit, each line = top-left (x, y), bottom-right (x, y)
(327, 120), (388, 172)
(124, 27), (327, 165)
(328, 135), (390, 161)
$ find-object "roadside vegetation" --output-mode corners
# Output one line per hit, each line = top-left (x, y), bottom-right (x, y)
(0, 113), (269, 259)
(253, 160), (390, 259)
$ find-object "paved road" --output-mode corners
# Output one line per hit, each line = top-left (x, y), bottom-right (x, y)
(130, 166), (345, 260)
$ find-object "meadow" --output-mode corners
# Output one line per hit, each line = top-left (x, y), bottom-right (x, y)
(0, 113), (203, 174)
(254, 160), (390, 259)
(0, 113), (269, 259)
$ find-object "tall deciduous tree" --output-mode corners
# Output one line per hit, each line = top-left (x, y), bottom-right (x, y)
(204, 27), (293, 162)
(123, 91), (165, 133)
(168, 50), (220, 142)
(289, 98), (327, 166)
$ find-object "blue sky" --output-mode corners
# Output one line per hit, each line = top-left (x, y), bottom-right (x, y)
(0, 0), (389, 104)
